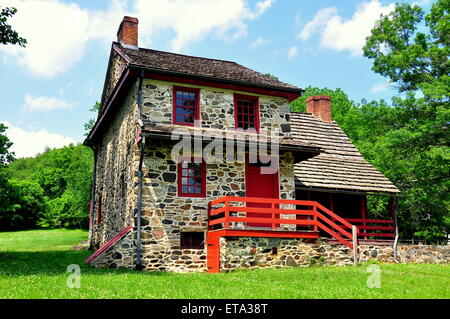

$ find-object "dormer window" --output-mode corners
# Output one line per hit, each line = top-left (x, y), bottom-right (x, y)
(234, 94), (259, 132)
(173, 86), (200, 126)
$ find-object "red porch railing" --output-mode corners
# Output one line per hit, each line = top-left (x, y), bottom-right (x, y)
(343, 218), (396, 240)
(208, 196), (357, 249)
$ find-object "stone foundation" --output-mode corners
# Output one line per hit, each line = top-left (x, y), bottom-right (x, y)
(90, 230), (135, 269)
(220, 237), (450, 271)
(89, 233), (450, 272)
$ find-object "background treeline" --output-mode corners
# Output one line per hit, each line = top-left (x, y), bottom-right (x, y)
(291, 87), (449, 243)
(0, 139), (93, 230)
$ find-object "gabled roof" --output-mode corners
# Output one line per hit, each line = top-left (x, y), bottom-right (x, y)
(291, 113), (400, 194)
(116, 42), (302, 92)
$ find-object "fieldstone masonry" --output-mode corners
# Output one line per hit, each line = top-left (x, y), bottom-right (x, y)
(141, 79), (292, 138)
(219, 237), (450, 271)
(90, 230), (135, 269)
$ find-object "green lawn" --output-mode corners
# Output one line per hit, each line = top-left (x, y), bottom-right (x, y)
(0, 229), (449, 299)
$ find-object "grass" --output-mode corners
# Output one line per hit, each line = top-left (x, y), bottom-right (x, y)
(0, 229), (449, 299)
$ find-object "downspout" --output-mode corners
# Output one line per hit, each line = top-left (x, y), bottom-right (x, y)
(392, 198), (400, 263)
(136, 135), (145, 270)
(88, 146), (97, 250)
(135, 70), (145, 270)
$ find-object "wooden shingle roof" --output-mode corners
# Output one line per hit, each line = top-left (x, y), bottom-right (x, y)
(291, 113), (400, 194)
(118, 43), (301, 92)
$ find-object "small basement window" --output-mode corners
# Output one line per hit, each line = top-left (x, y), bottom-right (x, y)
(173, 86), (200, 126)
(180, 232), (205, 249)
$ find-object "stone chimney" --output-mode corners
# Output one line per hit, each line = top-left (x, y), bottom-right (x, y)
(117, 16), (138, 49)
(306, 95), (332, 123)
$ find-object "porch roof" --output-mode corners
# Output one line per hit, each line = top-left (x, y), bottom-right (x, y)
(141, 121), (322, 154)
(290, 113), (400, 194)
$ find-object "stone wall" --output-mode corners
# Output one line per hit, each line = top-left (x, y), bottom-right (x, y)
(91, 80), (139, 248)
(101, 49), (128, 109)
(140, 79), (292, 138)
(133, 139), (295, 272)
(90, 230), (135, 269)
(220, 237), (450, 271)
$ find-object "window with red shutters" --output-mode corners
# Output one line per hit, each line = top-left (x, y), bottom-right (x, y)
(234, 94), (259, 132)
(178, 158), (206, 197)
(97, 195), (102, 225)
(173, 86), (200, 126)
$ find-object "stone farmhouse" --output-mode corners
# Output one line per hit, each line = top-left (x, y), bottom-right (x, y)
(84, 16), (418, 273)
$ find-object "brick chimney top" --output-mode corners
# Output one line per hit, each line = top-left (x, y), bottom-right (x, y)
(117, 16), (138, 49)
(306, 95), (332, 123)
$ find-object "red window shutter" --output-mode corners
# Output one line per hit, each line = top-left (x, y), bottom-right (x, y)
(97, 195), (102, 225)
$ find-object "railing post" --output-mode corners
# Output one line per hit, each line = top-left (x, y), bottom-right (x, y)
(313, 205), (318, 232)
(224, 199), (230, 229)
(207, 202), (211, 231)
(271, 202), (276, 230)
(352, 225), (358, 266)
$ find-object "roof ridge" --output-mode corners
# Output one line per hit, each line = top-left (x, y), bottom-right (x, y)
(114, 41), (239, 65)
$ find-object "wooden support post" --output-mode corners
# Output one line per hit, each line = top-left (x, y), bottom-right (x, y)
(329, 193), (336, 234)
(313, 206), (318, 232)
(361, 195), (367, 241)
(271, 202), (276, 230)
(224, 199), (230, 229)
(352, 225), (358, 266)
(207, 202), (211, 231)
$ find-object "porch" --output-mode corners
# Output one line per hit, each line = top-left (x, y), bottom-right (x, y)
(206, 196), (397, 273)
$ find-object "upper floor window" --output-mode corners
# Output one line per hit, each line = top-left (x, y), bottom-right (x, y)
(178, 158), (206, 197)
(173, 86), (200, 126)
(234, 94), (259, 132)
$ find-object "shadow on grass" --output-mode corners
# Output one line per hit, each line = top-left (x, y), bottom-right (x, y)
(0, 250), (170, 277)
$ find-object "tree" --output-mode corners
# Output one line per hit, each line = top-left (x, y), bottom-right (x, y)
(0, 124), (16, 224)
(0, 179), (46, 231)
(8, 144), (93, 229)
(0, 123), (14, 165)
(363, 0), (449, 242)
(84, 101), (100, 136)
(0, 6), (27, 47)
(264, 73), (279, 80)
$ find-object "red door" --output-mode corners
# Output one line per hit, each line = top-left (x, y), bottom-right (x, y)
(245, 157), (279, 227)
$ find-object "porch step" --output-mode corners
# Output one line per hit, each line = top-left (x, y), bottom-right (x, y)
(85, 226), (133, 264)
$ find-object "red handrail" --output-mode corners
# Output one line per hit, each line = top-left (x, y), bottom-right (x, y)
(343, 218), (396, 239)
(208, 196), (357, 249)
(85, 226), (133, 264)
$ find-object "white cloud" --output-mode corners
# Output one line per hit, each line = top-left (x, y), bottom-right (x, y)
(298, 7), (337, 41)
(0, 0), (90, 78)
(0, 0), (274, 77)
(23, 93), (76, 112)
(412, 0), (431, 6)
(287, 46), (298, 60)
(298, 1), (395, 57)
(1, 121), (76, 158)
(250, 37), (271, 48)
(134, 0), (274, 52)
(370, 81), (391, 94)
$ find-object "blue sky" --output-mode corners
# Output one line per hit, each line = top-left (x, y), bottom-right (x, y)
(0, 0), (435, 158)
